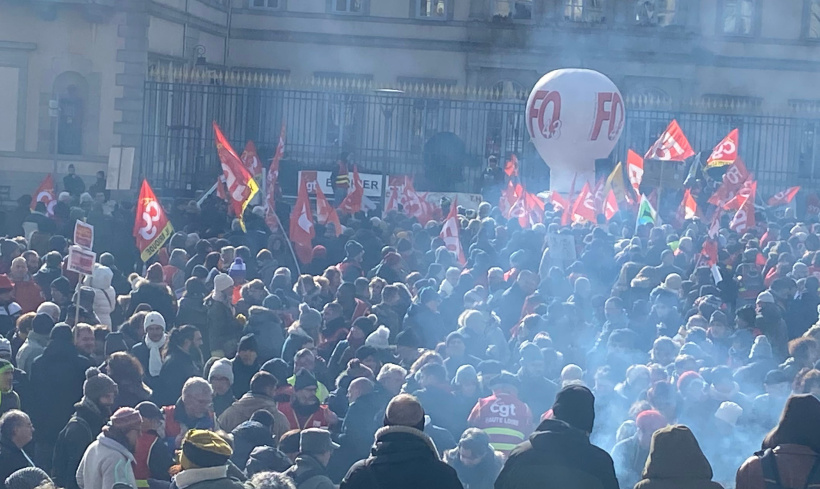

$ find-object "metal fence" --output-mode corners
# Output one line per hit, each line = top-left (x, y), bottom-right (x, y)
(141, 69), (820, 197)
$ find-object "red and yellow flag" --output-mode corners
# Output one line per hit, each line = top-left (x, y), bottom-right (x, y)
(133, 180), (174, 262)
(213, 121), (259, 230)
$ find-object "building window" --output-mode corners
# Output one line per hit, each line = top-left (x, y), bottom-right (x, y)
(250, 0), (280, 8)
(492, 0), (532, 20)
(808, 0), (820, 38)
(332, 0), (364, 14)
(722, 0), (755, 35)
(635, 0), (678, 26)
(417, 0), (447, 18)
(564, 0), (605, 23)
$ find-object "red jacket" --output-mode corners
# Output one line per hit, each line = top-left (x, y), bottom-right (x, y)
(278, 401), (334, 430)
(12, 279), (43, 314)
(468, 392), (533, 455)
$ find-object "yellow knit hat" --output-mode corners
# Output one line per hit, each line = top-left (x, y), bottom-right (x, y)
(180, 429), (233, 470)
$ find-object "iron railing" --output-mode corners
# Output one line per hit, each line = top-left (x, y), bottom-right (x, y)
(141, 67), (820, 197)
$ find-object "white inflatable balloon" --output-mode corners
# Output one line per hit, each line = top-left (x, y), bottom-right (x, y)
(526, 69), (625, 192)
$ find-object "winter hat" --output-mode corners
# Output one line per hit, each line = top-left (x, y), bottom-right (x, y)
(181, 429), (233, 469)
(0, 338), (12, 358)
(679, 342), (705, 360)
(750, 335), (773, 360)
(626, 365), (651, 386)
(519, 342), (544, 365)
(279, 430), (301, 455)
(213, 273), (234, 293)
(344, 240), (364, 258)
(104, 332), (128, 357)
(107, 407), (143, 434)
(135, 401), (163, 420)
(353, 315), (378, 338)
(663, 274), (682, 292)
(476, 360), (503, 376)
(384, 252), (402, 267)
(50, 324), (72, 343)
(294, 369), (318, 391)
(261, 358), (289, 385)
(36, 302), (60, 322)
(84, 367), (118, 401)
(365, 325), (390, 349)
(146, 263), (164, 283)
(228, 258), (246, 280)
(262, 294), (283, 311)
(297, 303), (322, 331)
(0, 360), (12, 376)
(238, 333), (258, 352)
(50, 276), (71, 297)
(143, 311), (166, 331)
(300, 428), (340, 455)
(488, 371), (521, 390)
(714, 401), (743, 426)
(757, 290), (775, 304)
(395, 329), (420, 349)
(208, 358), (235, 385)
(31, 313), (54, 336)
(552, 385), (595, 433)
(192, 265), (209, 280)
(0, 275), (12, 292)
(4, 467), (51, 489)
(635, 410), (667, 434)
(676, 371), (703, 392)
(452, 364), (478, 387)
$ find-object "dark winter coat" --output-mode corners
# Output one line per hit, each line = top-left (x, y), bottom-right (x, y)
(0, 437), (33, 487)
(403, 304), (448, 350)
(33, 265), (62, 301)
(635, 425), (723, 489)
(285, 453), (335, 489)
(28, 340), (92, 446)
(412, 385), (463, 437)
(129, 281), (177, 327)
(206, 298), (240, 357)
(230, 357), (261, 399)
(245, 445), (293, 477)
(340, 425), (463, 489)
(154, 345), (199, 407)
(328, 391), (383, 481)
(231, 421), (275, 470)
(52, 398), (109, 489)
(242, 307), (285, 364)
(495, 419), (618, 489)
(443, 447), (503, 489)
(516, 370), (558, 420)
(491, 283), (528, 332)
(130, 341), (162, 393)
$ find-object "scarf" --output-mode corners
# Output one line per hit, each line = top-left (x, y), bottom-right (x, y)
(145, 333), (168, 377)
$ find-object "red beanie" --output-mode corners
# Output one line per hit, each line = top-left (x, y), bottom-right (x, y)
(676, 371), (703, 392)
(636, 409), (667, 433)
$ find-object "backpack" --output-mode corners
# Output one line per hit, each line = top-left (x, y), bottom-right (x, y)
(757, 448), (820, 489)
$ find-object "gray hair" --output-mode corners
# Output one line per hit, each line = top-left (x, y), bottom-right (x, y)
(377, 363), (407, 383)
(181, 377), (213, 400)
(248, 472), (296, 489)
(0, 410), (29, 441)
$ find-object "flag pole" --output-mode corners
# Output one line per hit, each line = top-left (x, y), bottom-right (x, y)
(272, 210), (302, 277)
(197, 182), (218, 207)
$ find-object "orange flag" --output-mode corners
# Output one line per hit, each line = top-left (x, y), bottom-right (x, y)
(289, 178), (315, 264)
(31, 174), (56, 216)
(440, 198), (465, 264)
(240, 140), (263, 177)
(315, 183), (341, 237)
(338, 165), (363, 214)
(265, 123), (285, 231)
(768, 186), (800, 206)
(604, 189), (619, 221)
(213, 121), (259, 230)
(133, 180), (174, 262)
(706, 128), (739, 168)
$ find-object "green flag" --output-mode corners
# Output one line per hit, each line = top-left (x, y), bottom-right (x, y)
(636, 194), (657, 232)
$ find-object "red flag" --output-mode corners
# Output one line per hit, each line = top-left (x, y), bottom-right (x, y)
(730, 181), (757, 234)
(604, 189), (619, 221)
(500, 181), (523, 219)
(571, 183), (596, 223)
(627, 150), (644, 194)
(384, 186), (400, 216)
(31, 174), (56, 216)
(683, 188), (697, 219)
(644, 120), (695, 161)
(706, 129), (739, 168)
(592, 177), (606, 214)
(338, 165), (363, 214)
(510, 191), (544, 228)
(504, 154), (519, 177)
(213, 122), (259, 229)
(808, 193), (820, 217)
(133, 180), (174, 262)
(708, 157), (750, 206)
(768, 186), (800, 206)
(215, 175), (228, 202)
(240, 141), (263, 177)
(289, 178), (315, 264)
(550, 192), (569, 211)
(440, 198), (465, 265)
(265, 123), (285, 230)
(722, 179), (756, 211)
(315, 183), (341, 237)
(701, 238), (719, 267)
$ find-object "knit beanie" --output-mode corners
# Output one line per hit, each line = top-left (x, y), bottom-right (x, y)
(452, 364), (478, 386)
(213, 273), (234, 293)
(50, 323), (72, 343)
(298, 303), (322, 331)
(181, 429), (233, 469)
(31, 313), (54, 336)
(146, 263), (164, 283)
(365, 326), (390, 349)
(228, 258), (246, 280)
(108, 407), (142, 432)
(395, 329), (420, 349)
(84, 367), (118, 401)
(552, 385), (595, 433)
(237, 333), (258, 352)
(262, 294), (283, 311)
(344, 240), (364, 258)
(208, 358), (235, 385)
(4, 467), (51, 489)
(0, 339), (11, 358)
(104, 332), (128, 357)
(293, 369), (318, 391)
(635, 410), (667, 434)
(519, 342), (543, 365)
(714, 401), (743, 426)
(261, 358), (289, 385)
(192, 265), (209, 280)
(50, 276), (72, 298)
(676, 371), (703, 392)
(143, 311), (166, 331)
(750, 335), (773, 360)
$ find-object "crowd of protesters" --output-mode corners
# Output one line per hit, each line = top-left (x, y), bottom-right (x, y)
(0, 163), (816, 489)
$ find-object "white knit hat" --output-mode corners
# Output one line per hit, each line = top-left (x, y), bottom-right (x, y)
(714, 401), (743, 426)
(365, 325), (390, 349)
(208, 358), (234, 385)
(213, 273), (234, 293)
(144, 311), (166, 331)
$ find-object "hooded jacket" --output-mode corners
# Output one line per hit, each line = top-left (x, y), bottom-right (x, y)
(86, 264), (116, 328)
(53, 398), (110, 489)
(242, 306), (285, 364)
(340, 425), (463, 489)
(76, 433), (137, 489)
(495, 419), (618, 489)
(216, 392), (290, 441)
(635, 425), (723, 489)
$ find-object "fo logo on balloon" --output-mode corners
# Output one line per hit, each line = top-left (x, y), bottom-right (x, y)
(591, 92), (625, 142)
(527, 90), (562, 140)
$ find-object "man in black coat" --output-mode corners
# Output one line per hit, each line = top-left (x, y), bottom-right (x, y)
(0, 410), (35, 485)
(495, 385), (618, 489)
(340, 393), (463, 489)
(27, 324), (92, 471)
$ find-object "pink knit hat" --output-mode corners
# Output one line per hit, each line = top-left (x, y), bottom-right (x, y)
(109, 407), (142, 432)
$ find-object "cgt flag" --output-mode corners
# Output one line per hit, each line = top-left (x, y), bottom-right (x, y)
(768, 186), (800, 206)
(730, 180), (757, 234)
(706, 129), (739, 168)
(290, 177), (315, 264)
(265, 122), (286, 231)
(338, 165), (364, 214)
(31, 174), (57, 216)
(240, 141), (263, 178)
(214, 122), (259, 230)
(644, 119), (695, 161)
(133, 180), (174, 262)
(604, 189), (619, 221)
(626, 150), (644, 196)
